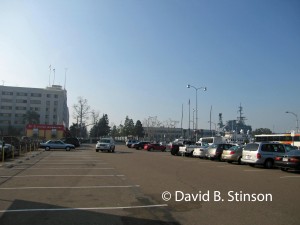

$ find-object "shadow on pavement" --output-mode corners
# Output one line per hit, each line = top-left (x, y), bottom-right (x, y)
(0, 199), (180, 225)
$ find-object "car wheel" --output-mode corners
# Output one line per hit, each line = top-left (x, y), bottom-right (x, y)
(227, 161), (233, 164)
(66, 146), (70, 151)
(237, 157), (242, 165)
(45, 146), (50, 151)
(280, 168), (288, 171)
(264, 159), (273, 169)
(149, 148), (153, 151)
(96, 149), (99, 152)
(171, 149), (179, 156)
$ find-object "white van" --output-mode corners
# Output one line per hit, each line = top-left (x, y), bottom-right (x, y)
(241, 142), (287, 169)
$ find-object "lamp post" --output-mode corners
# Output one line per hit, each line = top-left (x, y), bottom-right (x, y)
(285, 111), (299, 133)
(187, 84), (207, 140)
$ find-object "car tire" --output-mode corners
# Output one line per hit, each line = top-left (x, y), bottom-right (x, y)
(227, 161), (233, 164)
(66, 147), (70, 151)
(45, 146), (50, 151)
(149, 148), (153, 151)
(171, 149), (179, 156)
(237, 157), (242, 165)
(96, 149), (99, 152)
(264, 159), (274, 169)
(280, 168), (288, 171)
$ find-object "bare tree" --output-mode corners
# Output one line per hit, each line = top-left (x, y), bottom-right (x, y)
(73, 97), (91, 137)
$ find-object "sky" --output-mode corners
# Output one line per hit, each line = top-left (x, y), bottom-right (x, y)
(0, 0), (299, 133)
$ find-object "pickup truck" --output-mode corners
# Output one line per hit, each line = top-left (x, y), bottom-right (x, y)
(179, 142), (210, 156)
(169, 139), (195, 156)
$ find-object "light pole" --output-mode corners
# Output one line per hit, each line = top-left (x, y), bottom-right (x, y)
(285, 111), (299, 133)
(187, 84), (207, 140)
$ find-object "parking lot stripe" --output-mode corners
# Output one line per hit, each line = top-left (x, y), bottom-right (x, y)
(0, 175), (124, 178)
(16, 163), (108, 165)
(243, 170), (265, 172)
(0, 185), (140, 190)
(12, 168), (115, 170)
(280, 175), (300, 179)
(0, 204), (168, 213)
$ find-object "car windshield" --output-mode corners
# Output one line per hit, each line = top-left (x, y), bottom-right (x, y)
(100, 139), (111, 143)
(244, 143), (259, 151)
(229, 145), (239, 151)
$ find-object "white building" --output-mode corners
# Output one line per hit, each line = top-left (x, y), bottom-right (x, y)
(0, 85), (69, 135)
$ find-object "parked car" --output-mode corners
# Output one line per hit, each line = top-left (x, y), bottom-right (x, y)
(241, 142), (287, 169)
(61, 137), (80, 147)
(169, 139), (194, 156)
(0, 141), (12, 159)
(96, 138), (115, 153)
(144, 143), (166, 151)
(39, 140), (75, 151)
(193, 145), (209, 158)
(179, 142), (208, 157)
(221, 145), (244, 164)
(126, 140), (138, 148)
(132, 141), (150, 150)
(275, 150), (300, 171)
(206, 143), (235, 160)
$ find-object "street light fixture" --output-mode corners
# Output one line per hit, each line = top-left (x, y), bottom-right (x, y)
(187, 84), (207, 140)
(285, 111), (299, 133)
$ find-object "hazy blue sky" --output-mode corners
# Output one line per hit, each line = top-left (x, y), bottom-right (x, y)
(0, 0), (299, 132)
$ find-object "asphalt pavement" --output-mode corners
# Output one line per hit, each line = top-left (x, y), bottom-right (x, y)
(0, 144), (299, 225)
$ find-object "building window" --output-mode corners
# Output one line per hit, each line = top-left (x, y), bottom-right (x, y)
(16, 106), (27, 110)
(16, 92), (28, 96)
(0, 113), (11, 117)
(30, 107), (40, 111)
(1, 98), (13, 103)
(16, 99), (27, 103)
(46, 101), (50, 106)
(54, 94), (58, 98)
(2, 91), (13, 95)
(1, 106), (12, 110)
(54, 101), (58, 106)
(30, 100), (41, 104)
(47, 94), (51, 98)
(31, 93), (42, 97)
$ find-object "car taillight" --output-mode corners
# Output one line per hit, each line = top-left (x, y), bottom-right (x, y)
(257, 153), (261, 159)
(275, 156), (282, 161)
(289, 157), (300, 162)
(230, 151), (235, 155)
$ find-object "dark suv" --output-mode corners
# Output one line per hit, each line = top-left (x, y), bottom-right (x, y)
(61, 137), (80, 147)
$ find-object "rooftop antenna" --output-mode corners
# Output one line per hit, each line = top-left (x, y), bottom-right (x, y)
(64, 68), (68, 90)
(52, 68), (56, 85)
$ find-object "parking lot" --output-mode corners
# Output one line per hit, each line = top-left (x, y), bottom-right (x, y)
(0, 144), (299, 225)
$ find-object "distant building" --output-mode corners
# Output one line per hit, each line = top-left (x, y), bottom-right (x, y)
(0, 85), (69, 135)
(144, 126), (214, 142)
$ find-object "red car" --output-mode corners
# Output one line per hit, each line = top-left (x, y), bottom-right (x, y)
(144, 143), (166, 151)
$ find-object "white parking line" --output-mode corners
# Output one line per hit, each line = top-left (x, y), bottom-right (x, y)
(12, 168), (115, 170)
(16, 163), (108, 165)
(0, 204), (168, 213)
(0, 185), (140, 190)
(1, 175), (124, 178)
(243, 170), (265, 172)
(280, 175), (300, 179)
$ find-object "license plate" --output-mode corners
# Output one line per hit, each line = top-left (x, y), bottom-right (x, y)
(282, 158), (288, 162)
(245, 155), (250, 159)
